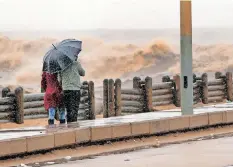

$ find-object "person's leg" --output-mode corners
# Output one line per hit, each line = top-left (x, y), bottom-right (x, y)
(71, 90), (81, 122)
(58, 107), (66, 124)
(48, 107), (56, 125)
(68, 90), (77, 123)
(66, 90), (81, 123)
(54, 109), (59, 121)
(64, 90), (73, 123)
(76, 90), (81, 119)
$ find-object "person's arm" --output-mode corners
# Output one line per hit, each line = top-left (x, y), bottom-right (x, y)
(57, 73), (62, 88)
(41, 72), (47, 93)
(76, 61), (85, 76)
(57, 73), (61, 83)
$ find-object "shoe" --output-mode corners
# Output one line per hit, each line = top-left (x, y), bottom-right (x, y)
(60, 119), (66, 124)
(48, 119), (54, 125)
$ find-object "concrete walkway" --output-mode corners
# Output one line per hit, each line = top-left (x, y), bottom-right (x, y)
(44, 136), (233, 167)
(1, 102), (233, 141)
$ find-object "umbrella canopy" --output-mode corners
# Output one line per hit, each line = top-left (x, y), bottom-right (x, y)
(43, 39), (82, 74)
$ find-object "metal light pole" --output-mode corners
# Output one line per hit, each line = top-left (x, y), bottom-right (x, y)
(180, 0), (193, 115)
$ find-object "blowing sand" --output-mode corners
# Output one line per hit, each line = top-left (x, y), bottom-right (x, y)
(1, 29), (233, 93)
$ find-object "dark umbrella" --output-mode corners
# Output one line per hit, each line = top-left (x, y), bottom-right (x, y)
(43, 39), (82, 74)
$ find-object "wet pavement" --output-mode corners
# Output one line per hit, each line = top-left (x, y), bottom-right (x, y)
(43, 136), (233, 167)
(1, 102), (233, 141)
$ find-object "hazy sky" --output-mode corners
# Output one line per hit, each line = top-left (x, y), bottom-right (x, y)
(0, 0), (233, 30)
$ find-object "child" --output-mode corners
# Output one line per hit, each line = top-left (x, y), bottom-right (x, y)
(41, 71), (66, 125)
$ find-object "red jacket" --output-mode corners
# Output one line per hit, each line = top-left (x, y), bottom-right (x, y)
(41, 72), (63, 110)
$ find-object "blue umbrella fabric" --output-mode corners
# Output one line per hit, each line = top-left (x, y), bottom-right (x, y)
(43, 39), (82, 74)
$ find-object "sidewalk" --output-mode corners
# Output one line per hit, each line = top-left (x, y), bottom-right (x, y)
(0, 102), (233, 141)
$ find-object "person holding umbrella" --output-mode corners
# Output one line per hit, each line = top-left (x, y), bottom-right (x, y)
(58, 39), (85, 123)
(42, 39), (84, 123)
(59, 55), (85, 123)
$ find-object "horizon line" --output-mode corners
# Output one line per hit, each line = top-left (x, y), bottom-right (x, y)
(1, 26), (233, 32)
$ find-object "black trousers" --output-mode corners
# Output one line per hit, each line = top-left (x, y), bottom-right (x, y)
(63, 90), (81, 123)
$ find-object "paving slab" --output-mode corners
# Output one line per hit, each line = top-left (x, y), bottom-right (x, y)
(208, 111), (224, 125)
(91, 125), (112, 141)
(54, 130), (76, 147)
(0, 137), (27, 157)
(150, 118), (170, 134)
(27, 134), (54, 152)
(169, 116), (190, 131)
(189, 113), (209, 128)
(131, 121), (150, 136)
(225, 110), (233, 123)
(112, 123), (131, 138)
(75, 127), (91, 143)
